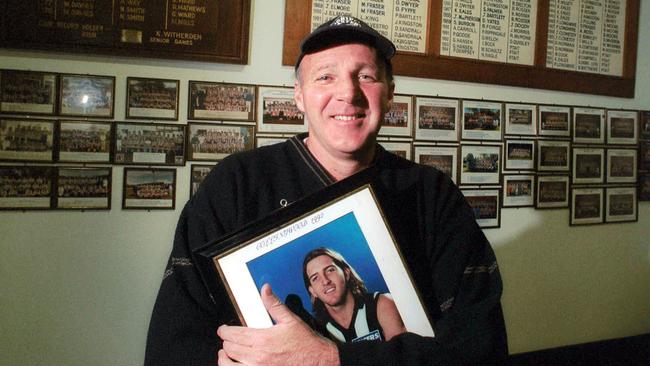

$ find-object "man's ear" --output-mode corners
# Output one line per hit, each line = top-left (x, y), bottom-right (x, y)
(294, 80), (305, 112)
(344, 268), (351, 281)
(308, 285), (317, 298)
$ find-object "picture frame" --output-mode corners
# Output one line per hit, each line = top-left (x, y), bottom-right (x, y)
(256, 136), (288, 148)
(638, 173), (650, 201)
(0, 69), (57, 115)
(257, 86), (306, 134)
(640, 111), (650, 141)
(126, 77), (179, 120)
(0, 118), (55, 162)
(414, 97), (459, 142)
(502, 174), (535, 207)
(460, 143), (502, 185)
(190, 164), (215, 197)
(378, 140), (412, 160)
(536, 174), (570, 209)
(187, 122), (255, 161)
(537, 140), (570, 172)
(413, 145), (459, 184)
(570, 187), (604, 226)
(460, 188), (501, 229)
(606, 148), (637, 183)
(572, 147), (604, 184)
(57, 120), (112, 163)
(114, 122), (186, 166)
(640, 142), (650, 171)
(55, 166), (111, 210)
(188, 81), (256, 122)
(380, 94), (413, 137)
(504, 139), (535, 171)
(605, 186), (637, 223)
(122, 168), (176, 210)
(573, 107), (605, 144)
(606, 110), (638, 145)
(460, 100), (503, 141)
(504, 103), (537, 136)
(59, 74), (115, 118)
(538, 105), (571, 137)
(194, 177), (435, 341)
(0, 165), (54, 210)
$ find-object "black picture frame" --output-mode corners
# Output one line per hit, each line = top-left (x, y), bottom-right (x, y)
(113, 121), (186, 166)
(59, 74), (115, 118)
(536, 174), (570, 209)
(126, 77), (180, 120)
(55, 166), (111, 210)
(122, 168), (176, 210)
(0, 165), (54, 210)
(187, 122), (255, 161)
(460, 188), (501, 229)
(188, 81), (256, 122)
(0, 69), (57, 115)
(57, 120), (113, 163)
(0, 118), (55, 162)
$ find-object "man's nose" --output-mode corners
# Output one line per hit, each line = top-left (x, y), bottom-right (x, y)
(335, 76), (362, 103)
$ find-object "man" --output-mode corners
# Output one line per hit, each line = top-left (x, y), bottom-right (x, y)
(302, 247), (406, 343)
(146, 15), (507, 365)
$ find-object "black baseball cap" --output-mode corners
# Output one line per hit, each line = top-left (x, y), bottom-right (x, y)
(295, 15), (397, 70)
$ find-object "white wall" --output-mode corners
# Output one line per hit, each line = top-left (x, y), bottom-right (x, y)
(1, 1), (649, 365)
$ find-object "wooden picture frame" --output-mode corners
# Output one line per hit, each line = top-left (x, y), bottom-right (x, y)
(0, 69), (57, 115)
(414, 96), (459, 142)
(0, 118), (55, 162)
(113, 122), (186, 166)
(606, 148), (637, 183)
(504, 139), (535, 171)
(55, 166), (111, 210)
(57, 120), (112, 163)
(190, 164), (215, 197)
(537, 140), (570, 172)
(536, 174), (570, 209)
(605, 186), (637, 223)
(573, 107), (605, 144)
(188, 81), (256, 122)
(607, 109), (638, 145)
(461, 100), (503, 141)
(539, 105), (571, 138)
(126, 77), (180, 120)
(257, 86), (306, 134)
(572, 147), (604, 184)
(59, 74), (115, 118)
(504, 103), (537, 136)
(503, 174), (535, 208)
(0, 165), (54, 210)
(413, 144), (459, 184)
(460, 143), (502, 185)
(378, 140), (412, 160)
(187, 122), (255, 161)
(380, 94), (413, 137)
(460, 188), (501, 229)
(570, 187), (604, 226)
(122, 168), (176, 210)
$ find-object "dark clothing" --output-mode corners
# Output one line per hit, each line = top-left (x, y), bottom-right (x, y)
(316, 292), (384, 343)
(145, 134), (508, 365)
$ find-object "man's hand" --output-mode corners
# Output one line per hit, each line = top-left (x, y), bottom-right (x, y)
(217, 284), (340, 366)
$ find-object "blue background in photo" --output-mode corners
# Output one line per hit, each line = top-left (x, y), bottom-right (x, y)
(246, 212), (388, 314)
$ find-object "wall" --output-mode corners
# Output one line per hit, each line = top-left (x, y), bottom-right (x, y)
(1, 1), (649, 365)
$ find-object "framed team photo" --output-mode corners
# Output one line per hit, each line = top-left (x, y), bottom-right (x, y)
(195, 179), (435, 342)
(502, 174), (535, 207)
(572, 147), (604, 184)
(461, 100), (502, 141)
(126, 77), (179, 120)
(190, 164), (215, 197)
(0, 165), (54, 210)
(605, 187), (637, 223)
(570, 187), (604, 226)
(55, 167), (111, 210)
(188, 81), (255, 121)
(606, 148), (637, 183)
(57, 120), (112, 163)
(460, 188), (501, 229)
(122, 168), (176, 210)
(256, 136), (288, 148)
(59, 74), (114, 118)
(537, 140), (570, 172)
(536, 175), (570, 209)
(607, 110), (638, 144)
(460, 143), (502, 185)
(0, 119), (55, 162)
(257, 86), (306, 134)
(640, 111), (650, 141)
(638, 173), (650, 201)
(187, 122), (255, 161)
(414, 97), (459, 142)
(380, 94), (413, 137)
(504, 139), (535, 171)
(414, 145), (459, 184)
(114, 122), (186, 166)
(538, 105), (570, 137)
(640, 142), (650, 171)
(378, 140), (412, 160)
(504, 103), (536, 136)
(0, 69), (57, 115)
(573, 107), (605, 144)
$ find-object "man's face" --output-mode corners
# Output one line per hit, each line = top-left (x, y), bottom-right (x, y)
(306, 254), (350, 307)
(294, 43), (394, 160)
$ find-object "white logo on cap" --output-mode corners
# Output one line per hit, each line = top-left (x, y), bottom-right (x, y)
(332, 16), (361, 27)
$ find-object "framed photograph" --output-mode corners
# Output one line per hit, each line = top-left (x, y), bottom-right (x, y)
(188, 122), (255, 161)
(504, 103), (536, 136)
(503, 174), (535, 207)
(122, 168), (176, 210)
(256, 136), (288, 148)
(606, 148), (637, 183)
(414, 97), (459, 142)
(461, 100), (502, 141)
(460, 144), (502, 185)
(378, 140), (412, 160)
(573, 107), (605, 144)
(59, 74), (115, 118)
(460, 189), (501, 228)
(380, 94), (413, 137)
(537, 140), (570, 172)
(572, 147), (604, 184)
(607, 110), (638, 145)
(0, 69), (57, 115)
(194, 179), (435, 341)
(257, 86), (306, 134)
(57, 120), (112, 163)
(0, 119), (55, 162)
(126, 77), (179, 120)
(539, 105), (571, 137)
(190, 164), (215, 197)
(414, 145), (459, 184)
(638, 173), (650, 201)
(55, 167), (111, 210)
(504, 139), (535, 171)
(605, 187), (637, 223)
(536, 175), (570, 209)
(640, 111), (650, 141)
(0, 165), (54, 210)
(640, 142), (650, 171)
(188, 81), (255, 121)
(114, 122), (186, 165)
(570, 187), (604, 226)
